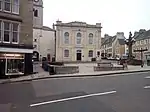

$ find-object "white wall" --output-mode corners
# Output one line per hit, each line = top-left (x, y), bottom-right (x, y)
(33, 0), (43, 28)
(33, 28), (55, 60)
(56, 24), (101, 62)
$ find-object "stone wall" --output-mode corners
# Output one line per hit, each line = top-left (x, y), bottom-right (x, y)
(55, 66), (79, 74)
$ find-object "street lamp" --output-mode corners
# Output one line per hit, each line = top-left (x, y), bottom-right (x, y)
(124, 32), (136, 59)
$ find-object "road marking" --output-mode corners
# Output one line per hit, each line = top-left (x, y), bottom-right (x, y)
(145, 76), (150, 79)
(30, 90), (116, 107)
(144, 86), (150, 89)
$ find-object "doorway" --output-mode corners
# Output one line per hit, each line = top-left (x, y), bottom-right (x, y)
(76, 50), (82, 61)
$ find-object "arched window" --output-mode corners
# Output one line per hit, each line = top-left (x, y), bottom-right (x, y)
(64, 32), (69, 44)
(64, 49), (69, 57)
(76, 32), (81, 44)
(88, 50), (93, 57)
(89, 33), (93, 44)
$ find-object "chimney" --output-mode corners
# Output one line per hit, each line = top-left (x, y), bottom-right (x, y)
(96, 23), (101, 27)
(52, 23), (55, 30)
(56, 20), (62, 25)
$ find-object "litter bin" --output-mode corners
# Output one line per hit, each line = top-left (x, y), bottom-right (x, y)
(147, 59), (150, 66)
(48, 65), (55, 75)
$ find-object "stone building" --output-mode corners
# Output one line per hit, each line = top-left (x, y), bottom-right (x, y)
(55, 21), (102, 62)
(101, 32), (126, 58)
(133, 29), (150, 61)
(0, 0), (33, 77)
(33, 0), (55, 61)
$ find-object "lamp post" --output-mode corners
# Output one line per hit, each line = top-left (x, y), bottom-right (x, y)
(124, 32), (135, 59)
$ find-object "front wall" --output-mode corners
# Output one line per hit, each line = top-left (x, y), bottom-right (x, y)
(20, 0), (33, 45)
(56, 26), (101, 62)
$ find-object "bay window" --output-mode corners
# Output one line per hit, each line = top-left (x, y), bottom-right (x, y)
(12, 23), (19, 43)
(0, 20), (19, 43)
(4, 0), (11, 12)
(4, 21), (10, 42)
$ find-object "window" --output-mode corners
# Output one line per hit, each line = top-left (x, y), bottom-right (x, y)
(0, 20), (1, 41)
(12, 23), (19, 43)
(89, 33), (93, 44)
(97, 51), (100, 56)
(4, 21), (10, 42)
(145, 39), (148, 44)
(88, 50), (93, 57)
(4, 0), (11, 12)
(12, 0), (19, 14)
(76, 32), (81, 44)
(34, 9), (38, 17)
(141, 40), (144, 45)
(0, 0), (2, 10)
(64, 50), (69, 57)
(64, 32), (69, 44)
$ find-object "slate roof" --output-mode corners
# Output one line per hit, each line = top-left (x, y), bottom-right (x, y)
(101, 36), (116, 46)
(118, 39), (125, 45)
(134, 30), (150, 41)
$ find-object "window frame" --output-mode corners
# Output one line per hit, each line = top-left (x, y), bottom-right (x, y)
(3, 21), (11, 43)
(12, 0), (20, 14)
(89, 33), (93, 44)
(64, 32), (69, 44)
(88, 50), (93, 57)
(64, 49), (69, 57)
(34, 9), (38, 17)
(0, 20), (2, 42)
(12, 22), (19, 44)
(0, 0), (2, 11)
(4, 0), (11, 12)
(76, 32), (82, 45)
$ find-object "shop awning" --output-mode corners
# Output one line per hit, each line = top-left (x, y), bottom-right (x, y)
(0, 47), (33, 53)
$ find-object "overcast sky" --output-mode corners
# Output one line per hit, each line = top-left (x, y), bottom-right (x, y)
(43, 0), (150, 37)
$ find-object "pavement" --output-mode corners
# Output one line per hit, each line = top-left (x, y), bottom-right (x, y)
(0, 63), (150, 84)
(0, 72), (150, 112)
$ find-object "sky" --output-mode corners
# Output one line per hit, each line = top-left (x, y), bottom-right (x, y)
(43, 0), (150, 37)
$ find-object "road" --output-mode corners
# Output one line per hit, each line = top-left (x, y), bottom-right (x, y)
(0, 72), (150, 112)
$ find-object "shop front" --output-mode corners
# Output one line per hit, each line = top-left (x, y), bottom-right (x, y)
(0, 46), (33, 78)
(0, 53), (24, 76)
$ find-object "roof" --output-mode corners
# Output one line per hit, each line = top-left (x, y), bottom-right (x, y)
(118, 39), (125, 45)
(55, 21), (102, 28)
(101, 36), (116, 46)
(134, 30), (150, 41)
(33, 26), (55, 31)
(42, 26), (55, 31)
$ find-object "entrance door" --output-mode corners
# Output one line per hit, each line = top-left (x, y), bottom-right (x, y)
(0, 59), (6, 77)
(76, 53), (82, 61)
